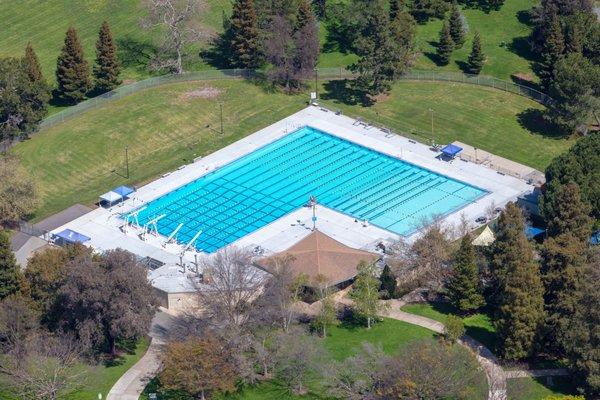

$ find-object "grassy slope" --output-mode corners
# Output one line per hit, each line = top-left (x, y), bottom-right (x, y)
(1, 0), (535, 84)
(321, 81), (573, 171)
(400, 302), (496, 351)
(412, 0), (537, 80)
(507, 377), (578, 400)
(12, 79), (571, 220)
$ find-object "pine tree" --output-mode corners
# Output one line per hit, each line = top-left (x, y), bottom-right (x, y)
(541, 232), (588, 353)
(229, 0), (261, 69)
(491, 203), (545, 360)
(436, 20), (454, 66)
(0, 230), (21, 299)
(539, 10), (565, 90)
(564, 22), (582, 54)
(24, 43), (44, 83)
(93, 21), (121, 93)
(448, 3), (465, 48)
(447, 234), (485, 313)
(56, 26), (91, 104)
(467, 31), (485, 74)
(22, 43), (50, 125)
(541, 182), (592, 243)
(379, 264), (397, 299)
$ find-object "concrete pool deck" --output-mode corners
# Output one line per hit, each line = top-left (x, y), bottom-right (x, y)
(50, 106), (534, 295)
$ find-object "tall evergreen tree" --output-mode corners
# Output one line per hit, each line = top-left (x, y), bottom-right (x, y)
(491, 203), (545, 360)
(436, 20), (454, 66)
(539, 9), (565, 90)
(447, 234), (485, 313)
(541, 232), (588, 352)
(564, 22), (582, 54)
(448, 3), (465, 48)
(467, 31), (485, 74)
(0, 230), (20, 299)
(541, 182), (592, 242)
(349, 0), (412, 97)
(229, 0), (261, 69)
(93, 21), (121, 93)
(56, 26), (90, 104)
(23, 43), (44, 83)
(379, 264), (397, 299)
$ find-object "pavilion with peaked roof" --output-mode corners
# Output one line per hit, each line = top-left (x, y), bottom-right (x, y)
(257, 230), (380, 287)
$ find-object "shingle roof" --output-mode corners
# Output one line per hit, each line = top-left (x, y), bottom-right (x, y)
(258, 230), (379, 286)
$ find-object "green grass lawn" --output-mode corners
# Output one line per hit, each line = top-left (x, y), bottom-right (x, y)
(400, 302), (497, 351)
(142, 318), (488, 400)
(507, 377), (578, 399)
(321, 80), (573, 171)
(12, 78), (571, 220)
(0, 339), (149, 400)
(412, 0), (537, 81)
(2, 0), (537, 86)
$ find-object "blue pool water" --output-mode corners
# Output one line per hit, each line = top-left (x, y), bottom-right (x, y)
(132, 126), (486, 253)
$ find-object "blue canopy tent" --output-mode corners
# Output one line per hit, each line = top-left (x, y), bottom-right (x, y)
(591, 230), (600, 246)
(525, 225), (545, 240)
(54, 229), (91, 245)
(440, 144), (463, 159)
(99, 185), (135, 207)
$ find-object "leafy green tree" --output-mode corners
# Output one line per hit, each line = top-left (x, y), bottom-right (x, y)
(389, 0), (402, 20)
(541, 232), (588, 352)
(436, 20), (454, 65)
(540, 182), (592, 242)
(448, 3), (465, 48)
(410, 0), (449, 22)
(312, 296), (338, 337)
(93, 21), (121, 93)
(444, 315), (465, 343)
(546, 52), (600, 135)
(447, 234), (485, 313)
(56, 26), (90, 104)
(542, 133), (600, 220)
(0, 230), (21, 300)
(379, 264), (397, 299)
(229, 0), (261, 68)
(349, 0), (413, 97)
(491, 203), (545, 360)
(351, 261), (386, 329)
(467, 31), (485, 74)
(0, 57), (49, 140)
(539, 9), (565, 90)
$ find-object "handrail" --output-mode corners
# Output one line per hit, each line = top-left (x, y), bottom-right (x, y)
(38, 68), (551, 131)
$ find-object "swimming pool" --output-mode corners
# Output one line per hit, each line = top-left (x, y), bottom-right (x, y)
(132, 126), (486, 253)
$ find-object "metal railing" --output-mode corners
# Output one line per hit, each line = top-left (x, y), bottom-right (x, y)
(38, 68), (551, 131)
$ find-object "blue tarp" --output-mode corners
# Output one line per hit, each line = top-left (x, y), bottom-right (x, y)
(112, 185), (135, 197)
(525, 226), (545, 239)
(54, 229), (91, 244)
(591, 230), (600, 246)
(441, 144), (463, 157)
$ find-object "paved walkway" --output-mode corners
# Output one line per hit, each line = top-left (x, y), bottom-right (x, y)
(106, 310), (174, 400)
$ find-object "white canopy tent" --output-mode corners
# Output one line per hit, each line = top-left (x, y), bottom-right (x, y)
(472, 226), (495, 246)
(99, 191), (122, 204)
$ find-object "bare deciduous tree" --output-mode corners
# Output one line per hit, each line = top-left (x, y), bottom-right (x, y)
(0, 155), (39, 225)
(196, 246), (266, 328)
(0, 332), (88, 400)
(0, 295), (39, 357)
(142, 0), (205, 74)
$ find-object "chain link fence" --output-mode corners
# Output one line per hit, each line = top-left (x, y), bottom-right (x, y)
(38, 68), (550, 131)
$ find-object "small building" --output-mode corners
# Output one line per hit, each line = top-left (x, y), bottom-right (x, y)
(257, 230), (380, 289)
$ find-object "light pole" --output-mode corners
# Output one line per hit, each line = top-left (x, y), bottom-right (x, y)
(428, 108), (434, 146)
(309, 195), (317, 231)
(219, 102), (224, 135)
(125, 146), (129, 179)
(314, 67), (319, 100)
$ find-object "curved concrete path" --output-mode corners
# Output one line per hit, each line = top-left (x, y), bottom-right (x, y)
(107, 310), (174, 400)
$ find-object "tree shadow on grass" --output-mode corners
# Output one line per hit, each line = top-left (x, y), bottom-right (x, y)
(507, 36), (538, 63)
(321, 79), (374, 107)
(517, 108), (566, 138)
(116, 36), (158, 74)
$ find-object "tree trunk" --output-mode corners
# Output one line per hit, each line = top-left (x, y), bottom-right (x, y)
(367, 316), (371, 329)
(109, 335), (116, 357)
(176, 43), (183, 74)
(201, 389), (206, 400)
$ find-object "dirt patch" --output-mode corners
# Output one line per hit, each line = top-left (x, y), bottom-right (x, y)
(179, 87), (223, 101)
